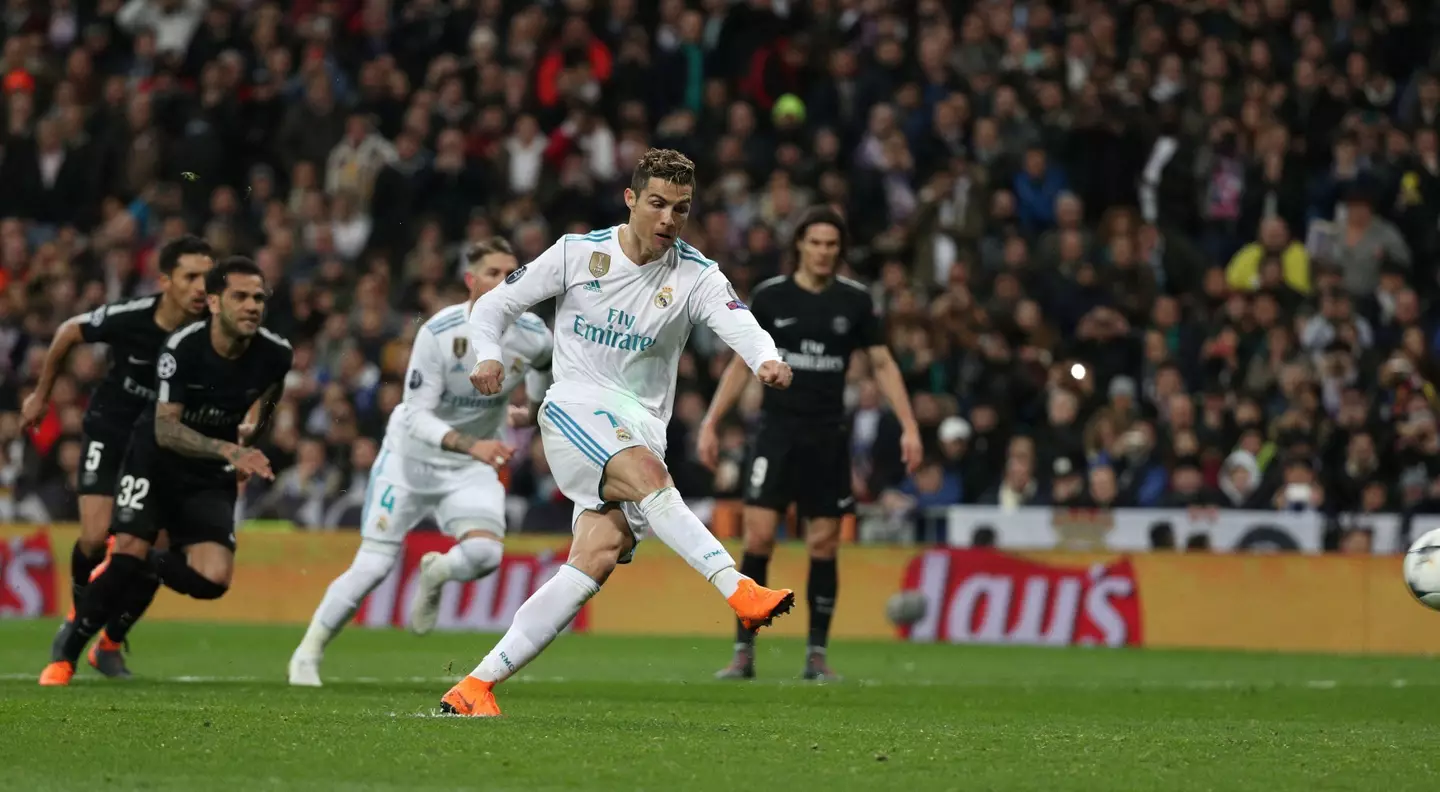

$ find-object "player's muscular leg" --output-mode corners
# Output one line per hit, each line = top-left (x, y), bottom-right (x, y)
(742, 507), (780, 556)
(111, 532), (153, 560)
(804, 518), (841, 560)
(149, 542), (233, 600)
(599, 446), (673, 502)
(76, 496), (114, 556)
(185, 543), (234, 588)
(567, 507), (634, 585)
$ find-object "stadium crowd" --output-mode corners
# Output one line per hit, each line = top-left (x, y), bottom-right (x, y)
(1, 0), (1440, 550)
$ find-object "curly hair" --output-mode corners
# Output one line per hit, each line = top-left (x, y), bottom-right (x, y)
(630, 148), (696, 194)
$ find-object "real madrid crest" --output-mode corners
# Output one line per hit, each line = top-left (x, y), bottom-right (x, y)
(654, 286), (674, 309)
(833, 315), (850, 335)
(589, 252), (611, 278)
(452, 337), (468, 358)
(615, 427), (632, 441)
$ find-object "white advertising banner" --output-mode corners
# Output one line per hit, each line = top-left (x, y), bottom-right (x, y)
(940, 506), (1440, 555)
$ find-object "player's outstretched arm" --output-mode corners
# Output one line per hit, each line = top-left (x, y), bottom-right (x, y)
(692, 271), (788, 385)
(155, 403), (275, 480)
(155, 402), (240, 460)
(867, 345), (923, 474)
(20, 318), (86, 427)
(469, 240), (566, 383)
(696, 354), (753, 470)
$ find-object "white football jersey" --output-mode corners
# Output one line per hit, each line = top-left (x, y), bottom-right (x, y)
(385, 301), (553, 467)
(468, 225), (780, 424)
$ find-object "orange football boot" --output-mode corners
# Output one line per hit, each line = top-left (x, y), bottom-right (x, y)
(439, 676), (502, 717)
(727, 579), (796, 632)
(39, 661), (74, 686)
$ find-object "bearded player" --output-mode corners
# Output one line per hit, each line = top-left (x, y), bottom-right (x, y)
(24, 235), (214, 679)
(288, 238), (553, 686)
(438, 149), (795, 716)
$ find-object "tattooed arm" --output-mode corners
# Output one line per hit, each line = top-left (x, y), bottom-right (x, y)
(155, 402), (243, 462)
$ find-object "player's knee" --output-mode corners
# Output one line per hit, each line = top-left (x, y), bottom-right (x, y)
(354, 540), (402, 583)
(742, 508), (778, 555)
(112, 533), (151, 559)
(603, 447), (672, 503)
(806, 524), (840, 559)
(451, 535), (504, 580)
(744, 530), (776, 556)
(188, 576), (229, 600)
(76, 532), (108, 556)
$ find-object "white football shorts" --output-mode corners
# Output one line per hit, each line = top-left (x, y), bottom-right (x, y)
(537, 393), (668, 559)
(359, 447), (507, 545)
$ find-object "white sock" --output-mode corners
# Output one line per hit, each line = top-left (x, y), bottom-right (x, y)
(469, 564), (599, 684)
(435, 536), (504, 581)
(298, 545), (396, 655)
(637, 487), (742, 597)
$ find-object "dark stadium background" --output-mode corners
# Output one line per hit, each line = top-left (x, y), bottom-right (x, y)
(0, 0), (1438, 552)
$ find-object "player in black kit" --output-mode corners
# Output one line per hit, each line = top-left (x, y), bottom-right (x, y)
(698, 207), (922, 681)
(41, 256), (293, 686)
(22, 235), (214, 677)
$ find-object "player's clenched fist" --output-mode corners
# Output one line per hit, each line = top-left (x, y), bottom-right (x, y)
(470, 359), (504, 395)
(757, 360), (792, 389)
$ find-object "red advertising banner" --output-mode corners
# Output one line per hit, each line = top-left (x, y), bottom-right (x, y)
(354, 531), (588, 633)
(901, 548), (1143, 647)
(1, 529), (57, 619)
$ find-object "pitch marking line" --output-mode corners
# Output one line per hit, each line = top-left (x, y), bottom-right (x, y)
(0, 673), (1424, 689)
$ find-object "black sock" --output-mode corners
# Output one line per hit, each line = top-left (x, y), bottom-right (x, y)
(70, 541), (105, 602)
(807, 557), (838, 650)
(734, 553), (771, 646)
(104, 575), (160, 644)
(149, 549), (227, 599)
(61, 554), (146, 663)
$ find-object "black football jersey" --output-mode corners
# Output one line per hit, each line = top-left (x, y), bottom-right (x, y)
(135, 318), (293, 486)
(749, 275), (883, 424)
(76, 295), (174, 437)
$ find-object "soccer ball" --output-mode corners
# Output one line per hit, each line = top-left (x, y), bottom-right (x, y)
(886, 590), (928, 627)
(1403, 529), (1440, 609)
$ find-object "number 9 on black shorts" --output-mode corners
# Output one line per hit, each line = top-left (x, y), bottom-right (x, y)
(742, 420), (855, 519)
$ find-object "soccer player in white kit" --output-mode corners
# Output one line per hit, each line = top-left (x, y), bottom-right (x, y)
(438, 149), (797, 716)
(288, 238), (552, 687)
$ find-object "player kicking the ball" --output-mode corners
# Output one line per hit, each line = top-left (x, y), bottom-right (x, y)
(288, 238), (553, 687)
(437, 149), (795, 716)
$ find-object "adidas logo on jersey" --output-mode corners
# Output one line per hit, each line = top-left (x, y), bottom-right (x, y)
(584, 280), (603, 293)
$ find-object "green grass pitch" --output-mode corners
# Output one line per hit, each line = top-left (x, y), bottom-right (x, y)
(2, 619), (1439, 791)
